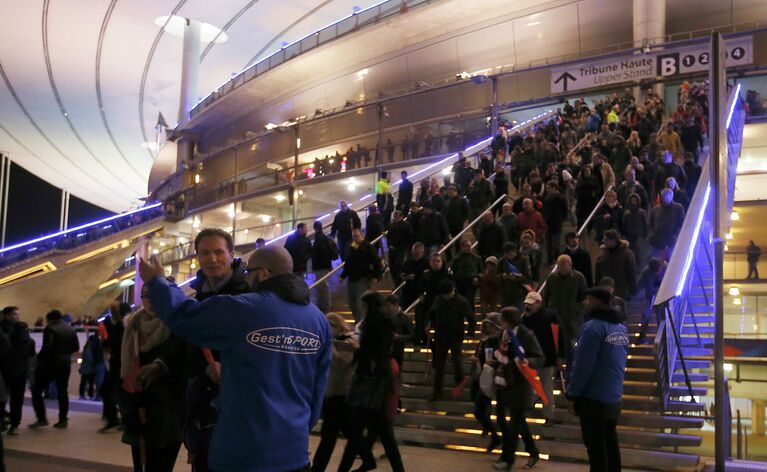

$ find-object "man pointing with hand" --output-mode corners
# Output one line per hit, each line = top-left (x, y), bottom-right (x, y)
(139, 245), (331, 472)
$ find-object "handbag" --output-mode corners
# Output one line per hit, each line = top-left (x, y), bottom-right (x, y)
(479, 364), (496, 397)
(347, 374), (389, 410)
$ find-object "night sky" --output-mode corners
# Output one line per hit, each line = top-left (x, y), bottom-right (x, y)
(5, 162), (114, 246)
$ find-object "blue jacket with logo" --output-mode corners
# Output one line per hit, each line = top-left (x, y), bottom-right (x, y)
(567, 306), (629, 404)
(148, 273), (332, 472)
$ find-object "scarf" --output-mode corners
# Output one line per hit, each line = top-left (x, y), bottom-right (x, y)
(120, 310), (172, 380)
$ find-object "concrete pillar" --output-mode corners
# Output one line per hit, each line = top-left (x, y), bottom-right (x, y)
(753, 400), (765, 436)
(633, 0), (666, 99)
(177, 18), (201, 128)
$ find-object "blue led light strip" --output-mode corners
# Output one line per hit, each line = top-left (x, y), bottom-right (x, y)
(726, 83), (742, 129)
(0, 202), (163, 254)
(676, 184), (710, 296)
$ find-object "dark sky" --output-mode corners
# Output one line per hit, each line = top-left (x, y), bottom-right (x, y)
(4, 162), (114, 246)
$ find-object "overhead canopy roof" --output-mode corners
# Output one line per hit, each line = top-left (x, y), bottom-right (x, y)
(0, 0), (388, 212)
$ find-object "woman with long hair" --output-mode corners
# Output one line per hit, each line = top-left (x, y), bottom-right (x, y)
(312, 313), (359, 472)
(337, 292), (404, 472)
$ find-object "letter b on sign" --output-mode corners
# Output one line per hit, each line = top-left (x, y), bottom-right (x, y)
(656, 53), (679, 77)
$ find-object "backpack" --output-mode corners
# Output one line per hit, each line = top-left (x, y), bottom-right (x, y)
(326, 237), (340, 261)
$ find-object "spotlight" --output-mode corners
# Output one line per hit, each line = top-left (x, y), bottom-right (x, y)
(728, 287), (740, 296)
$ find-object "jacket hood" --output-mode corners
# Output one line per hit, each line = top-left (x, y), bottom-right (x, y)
(588, 306), (623, 324)
(190, 258), (249, 294)
(255, 273), (311, 305)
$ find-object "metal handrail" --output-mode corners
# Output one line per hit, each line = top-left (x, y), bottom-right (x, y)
(538, 185), (614, 293)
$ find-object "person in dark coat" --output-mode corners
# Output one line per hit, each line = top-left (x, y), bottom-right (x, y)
(0, 327), (9, 470)
(476, 211), (507, 260)
(543, 255), (587, 350)
(330, 200), (362, 261)
(30, 309), (79, 428)
(562, 232), (593, 287)
(427, 282), (473, 401)
(0, 309), (33, 435)
(522, 292), (564, 423)
(415, 253), (454, 346)
(415, 202), (449, 257)
(181, 228), (250, 470)
(467, 169), (495, 221)
(595, 230), (636, 300)
(453, 157), (475, 194)
(575, 166), (601, 229)
(364, 205), (386, 254)
(399, 243), (429, 311)
(622, 193), (649, 268)
(470, 313), (503, 452)
(566, 288), (629, 472)
(497, 243), (531, 310)
(542, 181), (569, 264)
(682, 152), (702, 198)
(338, 293), (404, 472)
(385, 295), (413, 371)
(747, 240), (762, 280)
(444, 185), (470, 239)
(386, 211), (414, 287)
(649, 188), (686, 259)
(498, 203), (518, 243)
(284, 222), (312, 275)
(396, 170), (414, 216)
(311, 221), (339, 313)
(340, 229), (383, 323)
(451, 239), (483, 335)
(492, 308), (543, 471)
(121, 283), (186, 472)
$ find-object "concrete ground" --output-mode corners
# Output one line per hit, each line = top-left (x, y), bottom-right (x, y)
(4, 402), (647, 472)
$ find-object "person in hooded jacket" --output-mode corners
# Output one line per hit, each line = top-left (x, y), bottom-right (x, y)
(140, 245), (331, 472)
(622, 193), (649, 269)
(595, 230), (636, 300)
(567, 287), (629, 472)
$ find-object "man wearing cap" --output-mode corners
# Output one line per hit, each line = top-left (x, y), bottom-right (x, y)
(522, 292), (563, 424)
(139, 246), (332, 472)
(567, 287), (629, 472)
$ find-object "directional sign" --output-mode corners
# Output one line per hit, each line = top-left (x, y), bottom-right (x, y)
(550, 36), (753, 93)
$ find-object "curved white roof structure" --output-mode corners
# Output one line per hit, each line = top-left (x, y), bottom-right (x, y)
(0, 0), (386, 211)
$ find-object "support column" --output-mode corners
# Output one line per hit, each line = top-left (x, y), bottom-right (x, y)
(633, 0), (666, 99)
(1, 156), (10, 248)
(753, 400), (765, 436)
(490, 76), (499, 135)
(59, 190), (70, 231)
(177, 18), (201, 128)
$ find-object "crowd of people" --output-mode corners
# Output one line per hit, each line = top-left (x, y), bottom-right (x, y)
(0, 86), (708, 472)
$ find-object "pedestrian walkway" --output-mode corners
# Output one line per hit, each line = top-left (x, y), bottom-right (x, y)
(6, 404), (650, 471)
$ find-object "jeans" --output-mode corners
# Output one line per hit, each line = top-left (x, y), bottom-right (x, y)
(347, 278), (370, 323)
(537, 366), (555, 419)
(79, 372), (95, 398)
(31, 364), (71, 422)
(748, 261), (760, 279)
(495, 392), (538, 464)
(576, 398), (622, 472)
(338, 238), (351, 262)
(130, 441), (182, 472)
(545, 230), (562, 264)
(433, 337), (464, 397)
(388, 247), (407, 287)
(473, 389), (497, 437)
(455, 278), (477, 334)
(312, 269), (331, 312)
(100, 370), (122, 425)
(312, 396), (352, 472)
(337, 408), (404, 472)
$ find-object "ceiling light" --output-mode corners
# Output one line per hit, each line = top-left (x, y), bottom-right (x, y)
(297, 189), (305, 196)
(260, 215), (271, 223)
(152, 249), (159, 255)
(194, 174), (201, 184)
(731, 211), (740, 221)
(724, 363), (733, 372)
(525, 21), (542, 27)
(733, 297), (741, 305)
(441, 168), (451, 176)
(265, 123), (278, 130)
(275, 194), (286, 202)
(296, 138), (301, 149)
(228, 204), (236, 218)
(728, 287), (740, 296)
(358, 68), (369, 77)
(154, 16), (229, 43)
(348, 184), (357, 192)
(190, 262), (196, 269)
(159, 241), (166, 247)
(243, 229), (249, 235)
(726, 232), (733, 240)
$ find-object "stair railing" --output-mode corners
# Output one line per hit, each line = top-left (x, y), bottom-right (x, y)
(652, 86), (745, 409)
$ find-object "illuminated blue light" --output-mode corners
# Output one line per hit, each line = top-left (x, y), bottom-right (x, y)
(726, 83), (742, 129)
(179, 276), (197, 287)
(359, 194), (373, 201)
(0, 202), (162, 254)
(97, 315), (107, 323)
(318, 213), (332, 220)
(676, 184), (710, 296)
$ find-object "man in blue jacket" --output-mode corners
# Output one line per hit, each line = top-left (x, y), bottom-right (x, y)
(139, 246), (332, 472)
(566, 287), (629, 472)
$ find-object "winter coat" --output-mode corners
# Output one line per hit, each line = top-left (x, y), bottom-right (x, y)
(147, 273), (332, 472)
(515, 210), (547, 243)
(38, 319), (79, 369)
(284, 232), (312, 273)
(541, 192), (569, 233)
(476, 221), (507, 259)
(341, 241), (383, 282)
(467, 178), (494, 211)
(542, 271), (587, 343)
(311, 232), (339, 271)
(416, 211), (450, 247)
(522, 308), (564, 367)
(562, 245), (593, 287)
(330, 209), (362, 242)
(622, 206), (648, 241)
(649, 201), (685, 249)
(567, 306), (629, 404)
(496, 325), (544, 409)
(429, 294), (473, 341)
(386, 219), (414, 253)
(444, 195), (470, 236)
(595, 243), (637, 299)
(451, 251), (483, 280)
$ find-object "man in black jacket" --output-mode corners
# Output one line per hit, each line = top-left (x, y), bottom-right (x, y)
(427, 281), (472, 401)
(0, 307), (32, 435)
(311, 220), (338, 313)
(387, 210), (414, 287)
(522, 292), (563, 424)
(330, 200), (361, 261)
(400, 242), (428, 311)
(340, 229), (382, 323)
(562, 232), (593, 287)
(416, 201), (449, 258)
(476, 211), (507, 261)
(284, 222), (312, 276)
(396, 170), (413, 216)
(444, 185), (469, 239)
(30, 309), (79, 429)
(542, 181), (569, 264)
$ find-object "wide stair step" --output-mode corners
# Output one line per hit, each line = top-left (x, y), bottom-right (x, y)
(393, 428), (700, 471)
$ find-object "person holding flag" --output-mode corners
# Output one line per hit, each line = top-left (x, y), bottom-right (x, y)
(492, 307), (544, 471)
